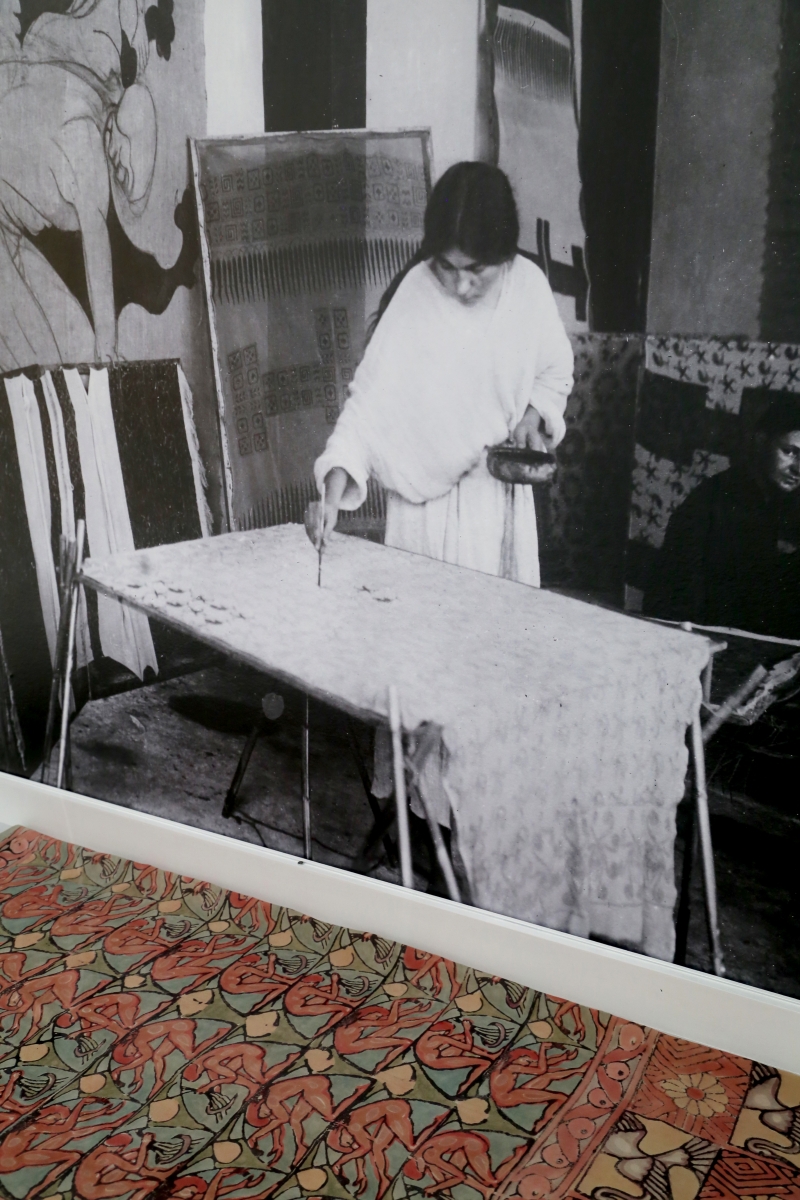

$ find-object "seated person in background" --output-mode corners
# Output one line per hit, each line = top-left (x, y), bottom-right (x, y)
(644, 393), (800, 639)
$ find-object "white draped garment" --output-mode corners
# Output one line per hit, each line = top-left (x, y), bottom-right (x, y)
(314, 254), (574, 586)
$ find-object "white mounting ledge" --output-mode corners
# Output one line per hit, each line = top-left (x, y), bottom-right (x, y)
(1, 772), (798, 1073)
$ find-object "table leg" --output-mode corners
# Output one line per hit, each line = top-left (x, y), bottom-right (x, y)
(344, 718), (398, 868)
(673, 798), (696, 966)
(410, 782), (461, 903)
(302, 693), (312, 860)
(690, 712), (725, 977)
(223, 718), (265, 819)
(388, 686), (413, 889)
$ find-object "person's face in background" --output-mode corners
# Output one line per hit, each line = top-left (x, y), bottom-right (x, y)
(431, 248), (505, 305)
(764, 430), (800, 493)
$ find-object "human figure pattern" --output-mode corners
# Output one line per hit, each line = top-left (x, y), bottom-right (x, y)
(0, 827), (797, 1200)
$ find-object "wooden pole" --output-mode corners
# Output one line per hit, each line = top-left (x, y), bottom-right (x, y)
(55, 520), (85, 791)
(702, 664), (768, 744)
(388, 686), (413, 889)
(690, 712), (725, 977)
(301, 693), (312, 859)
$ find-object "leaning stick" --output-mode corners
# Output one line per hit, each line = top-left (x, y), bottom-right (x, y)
(388, 686), (414, 889)
(56, 520), (85, 791)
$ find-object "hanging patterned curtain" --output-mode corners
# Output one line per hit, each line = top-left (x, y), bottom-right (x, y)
(485, 0), (588, 332)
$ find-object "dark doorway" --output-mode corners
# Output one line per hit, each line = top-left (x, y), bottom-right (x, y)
(262, 0), (367, 133)
(579, 0), (662, 332)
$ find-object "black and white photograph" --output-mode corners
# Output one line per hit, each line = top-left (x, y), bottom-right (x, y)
(0, 4), (798, 1196)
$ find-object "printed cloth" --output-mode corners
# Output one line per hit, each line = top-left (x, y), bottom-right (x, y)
(315, 255), (573, 586)
(0, 361), (210, 770)
(0, 825), (797, 1200)
(82, 526), (711, 961)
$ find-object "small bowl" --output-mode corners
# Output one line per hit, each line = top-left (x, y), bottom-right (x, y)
(487, 444), (557, 485)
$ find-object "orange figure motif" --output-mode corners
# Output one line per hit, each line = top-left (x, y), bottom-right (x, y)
(2, 882), (85, 924)
(247, 1074), (368, 1168)
(103, 915), (190, 963)
(327, 1098), (427, 1197)
(150, 933), (249, 991)
(219, 950), (309, 1005)
(111, 1018), (228, 1093)
(73, 1132), (180, 1200)
(416, 1019), (497, 1090)
(0, 1098), (126, 1199)
(283, 972), (362, 1034)
(335, 997), (436, 1071)
(490, 1042), (585, 1127)
(227, 893), (277, 935)
(56, 990), (163, 1044)
(183, 1041), (301, 1101)
(51, 894), (151, 945)
(402, 947), (461, 999)
(404, 1130), (515, 1199)
(0, 969), (105, 1036)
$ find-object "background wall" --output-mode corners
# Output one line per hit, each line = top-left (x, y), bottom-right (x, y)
(646, 0), (782, 337)
(366, 0), (480, 178)
(206, 0), (265, 135)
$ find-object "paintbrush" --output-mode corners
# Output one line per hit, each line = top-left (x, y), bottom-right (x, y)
(317, 479), (325, 587)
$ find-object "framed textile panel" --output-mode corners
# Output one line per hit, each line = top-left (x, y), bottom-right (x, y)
(191, 129), (433, 534)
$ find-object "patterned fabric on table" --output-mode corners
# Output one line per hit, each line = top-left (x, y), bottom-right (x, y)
(81, 525), (711, 961)
(0, 828), (798, 1200)
(625, 336), (800, 611)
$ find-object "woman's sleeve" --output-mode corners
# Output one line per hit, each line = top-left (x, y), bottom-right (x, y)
(313, 328), (389, 509)
(313, 401), (371, 510)
(529, 277), (574, 447)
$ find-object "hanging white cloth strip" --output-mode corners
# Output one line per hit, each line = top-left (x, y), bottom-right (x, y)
(63, 368), (158, 680)
(4, 375), (61, 666)
(39, 371), (92, 670)
(177, 365), (212, 539)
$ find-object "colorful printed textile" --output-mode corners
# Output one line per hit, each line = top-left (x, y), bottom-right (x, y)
(192, 130), (432, 534)
(0, 826), (798, 1200)
(81, 525), (710, 960)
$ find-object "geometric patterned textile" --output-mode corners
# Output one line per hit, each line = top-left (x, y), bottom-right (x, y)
(192, 131), (431, 534)
(0, 827), (798, 1200)
(539, 333), (642, 598)
(625, 335), (800, 610)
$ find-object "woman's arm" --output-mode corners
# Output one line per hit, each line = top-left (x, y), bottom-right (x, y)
(304, 466), (351, 550)
(515, 271), (574, 451)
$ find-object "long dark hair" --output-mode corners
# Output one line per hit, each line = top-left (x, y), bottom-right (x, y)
(370, 161), (520, 334)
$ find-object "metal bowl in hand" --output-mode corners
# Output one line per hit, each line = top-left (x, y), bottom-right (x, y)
(487, 444), (557, 485)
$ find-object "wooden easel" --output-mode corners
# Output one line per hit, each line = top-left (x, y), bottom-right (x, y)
(40, 520), (86, 790)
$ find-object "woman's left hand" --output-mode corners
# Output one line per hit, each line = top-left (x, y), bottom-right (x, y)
(510, 406), (551, 452)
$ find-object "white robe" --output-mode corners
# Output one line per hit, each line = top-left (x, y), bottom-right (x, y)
(314, 254), (574, 586)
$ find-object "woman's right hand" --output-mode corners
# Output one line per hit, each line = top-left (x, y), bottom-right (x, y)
(304, 499), (339, 550)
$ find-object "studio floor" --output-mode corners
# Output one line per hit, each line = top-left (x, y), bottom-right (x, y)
(63, 661), (800, 1001)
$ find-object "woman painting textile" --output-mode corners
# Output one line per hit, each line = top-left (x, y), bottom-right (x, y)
(312, 164), (574, 587)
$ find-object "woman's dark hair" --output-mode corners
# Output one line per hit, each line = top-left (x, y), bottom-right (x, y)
(753, 390), (800, 439)
(370, 162), (519, 333)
